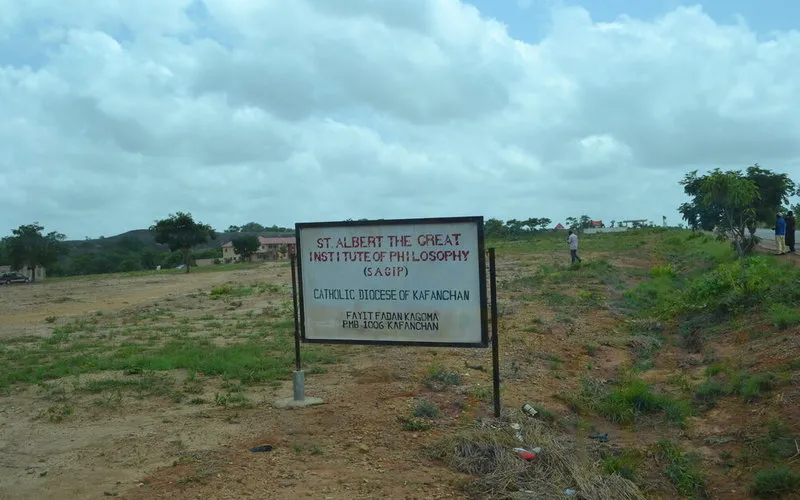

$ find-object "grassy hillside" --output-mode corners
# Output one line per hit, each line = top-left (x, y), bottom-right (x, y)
(430, 228), (799, 498)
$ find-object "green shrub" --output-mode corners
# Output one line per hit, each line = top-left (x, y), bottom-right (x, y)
(751, 467), (800, 498)
(767, 303), (800, 330)
(414, 399), (441, 419)
(423, 362), (462, 391)
(678, 257), (776, 316)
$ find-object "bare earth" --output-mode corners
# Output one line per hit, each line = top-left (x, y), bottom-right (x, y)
(1, 243), (798, 499)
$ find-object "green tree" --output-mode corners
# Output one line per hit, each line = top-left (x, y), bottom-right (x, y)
(483, 218), (507, 239)
(745, 164), (796, 232)
(239, 222), (265, 233)
(2, 223), (68, 282)
(232, 235), (260, 262)
(149, 212), (216, 273)
(565, 217), (579, 231)
(680, 165), (795, 234)
(699, 170), (760, 257)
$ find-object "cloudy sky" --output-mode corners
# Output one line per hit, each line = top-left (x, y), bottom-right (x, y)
(2, 0), (799, 239)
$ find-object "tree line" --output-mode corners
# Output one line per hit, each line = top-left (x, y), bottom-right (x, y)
(5, 163), (792, 281)
(0, 213), (293, 280)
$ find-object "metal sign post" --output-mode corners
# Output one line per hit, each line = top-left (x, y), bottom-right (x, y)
(489, 247), (501, 418)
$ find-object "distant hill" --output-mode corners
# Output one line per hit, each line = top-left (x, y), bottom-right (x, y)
(64, 229), (295, 255)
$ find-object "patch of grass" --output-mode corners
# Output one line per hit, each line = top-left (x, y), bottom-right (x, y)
(694, 369), (780, 410)
(423, 362), (462, 391)
(39, 405), (74, 423)
(0, 329), (339, 391)
(767, 303), (800, 330)
(469, 385), (492, 400)
(601, 448), (643, 481)
(731, 371), (777, 402)
(80, 371), (176, 399)
(751, 467), (800, 498)
(414, 399), (441, 419)
(214, 391), (251, 408)
(656, 440), (708, 498)
(398, 416), (434, 431)
(584, 344), (599, 356)
(693, 379), (727, 409)
(591, 377), (691, 427)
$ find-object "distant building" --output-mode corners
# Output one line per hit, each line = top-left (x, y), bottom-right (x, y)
(222, 236), (297, 262)
(554, 223), (566, 231)
(589, 220), (604, 228)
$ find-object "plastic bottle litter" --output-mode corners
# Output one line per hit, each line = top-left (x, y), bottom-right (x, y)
(513, 447), (538, 461)
(564, 489), (577, 496)
(522, 403), (538, 417)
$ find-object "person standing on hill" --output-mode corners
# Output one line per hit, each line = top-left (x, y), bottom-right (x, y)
(775, 213), (787, 255)
(567, 230), (581, 264)
(785, 211), (796, 253)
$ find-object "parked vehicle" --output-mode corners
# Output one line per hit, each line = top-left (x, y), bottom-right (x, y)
(0, 272), (31, 284)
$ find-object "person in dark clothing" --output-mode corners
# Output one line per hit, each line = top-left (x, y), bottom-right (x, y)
(786, 211), (796, 253)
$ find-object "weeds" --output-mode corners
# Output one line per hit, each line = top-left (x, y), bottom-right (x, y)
(414, 399), (441, 419)
(767, 303), (800, 330)
(398, 417), (433, 432)
(656, 440), (708, 498)
(566, 376), (690, 427)
(423, 362), (462, 391)
(601, 448), (642, 481)
(751, 467), (800, 498)
(694, 369), (779, 409)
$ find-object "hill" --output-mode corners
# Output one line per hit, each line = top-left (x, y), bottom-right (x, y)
(53, 227), (294, 276)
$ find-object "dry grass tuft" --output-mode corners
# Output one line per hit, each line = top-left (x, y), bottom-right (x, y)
(429, 409), (644, 499)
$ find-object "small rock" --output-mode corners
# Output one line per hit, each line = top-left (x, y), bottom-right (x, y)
(358, 444), (369, 453)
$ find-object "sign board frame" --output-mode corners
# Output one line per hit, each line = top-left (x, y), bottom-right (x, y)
(294, 216), (489, 348)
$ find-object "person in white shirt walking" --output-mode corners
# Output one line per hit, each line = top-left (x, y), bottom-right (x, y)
(567, 230), (581, 264)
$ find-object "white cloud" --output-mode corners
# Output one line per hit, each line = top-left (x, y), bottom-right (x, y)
(0, 1), (799, 238)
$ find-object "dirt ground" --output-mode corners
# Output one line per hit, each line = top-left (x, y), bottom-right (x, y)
(1, 243), (797, 499)
(0, 265), (488, 500)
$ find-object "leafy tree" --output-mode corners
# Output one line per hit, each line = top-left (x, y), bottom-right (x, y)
(745, 164), (796, 231)
(680, 165), (795, 234)
(679, 171), (721, 231)
(149, 212), (216, 273)
(523, 217), (552, 231)
(504, 219), (526, 238)
(239, 222), (265, 233)
(226, 225), (241, 233)
(565, 217), (579, 231)
(232, 235), (260, 262)
(2, 223), (68, 282)
(140, 250), (159, 270)
(484, 218), (507, 239)
(699, 170), (760, 257)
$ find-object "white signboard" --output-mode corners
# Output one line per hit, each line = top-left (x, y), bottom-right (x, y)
(295, 217), (488, 347)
